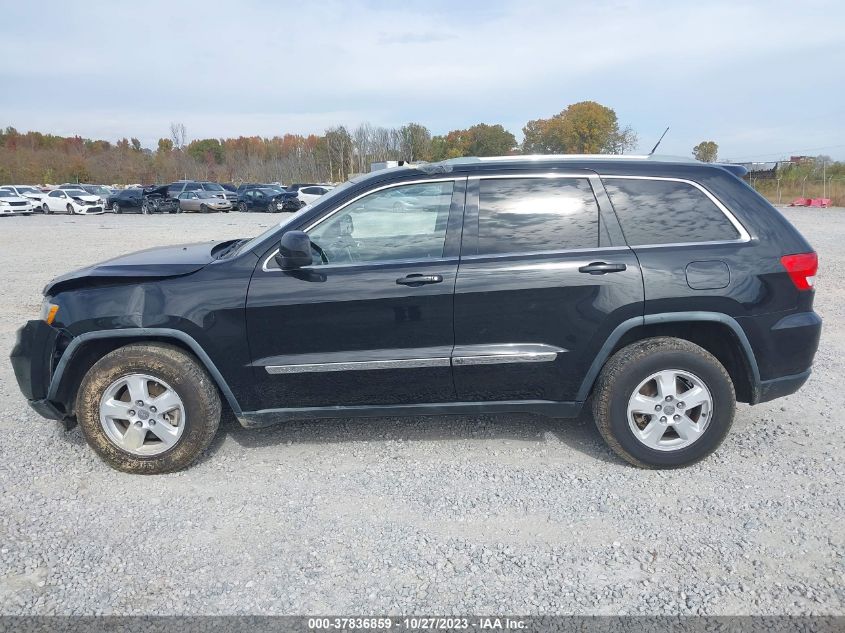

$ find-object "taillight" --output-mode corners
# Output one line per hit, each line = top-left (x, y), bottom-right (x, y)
(780, 252), (818, 291)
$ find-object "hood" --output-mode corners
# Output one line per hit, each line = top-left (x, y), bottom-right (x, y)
(45, 241), (223, 295)
(69, 193), (100, 202)
(0, 195), (29, 203)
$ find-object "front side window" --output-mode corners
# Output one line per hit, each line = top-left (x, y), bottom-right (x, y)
(477, 178), (599, 255)
(306, 181), (455, 265)
(603, 178), (741, 245)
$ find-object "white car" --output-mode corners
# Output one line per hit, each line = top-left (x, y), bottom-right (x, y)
(295, 185), (334, 206)
(0, 189), (35, 215)
(41, 188), (104, 215)
(1, 185), (47, 211)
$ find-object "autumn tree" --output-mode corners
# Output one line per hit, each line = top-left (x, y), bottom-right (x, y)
(522, 101), (637, 154)
(692, 141), (718, 163)
(430, 123), (516, 160)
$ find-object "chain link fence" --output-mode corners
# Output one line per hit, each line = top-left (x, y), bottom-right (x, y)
(749, 176), (845, 207)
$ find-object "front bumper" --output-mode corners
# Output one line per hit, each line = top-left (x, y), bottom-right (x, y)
(0, 205), (32, 215)
(10, 320), (70, 422)
(76, 205), (104, 214)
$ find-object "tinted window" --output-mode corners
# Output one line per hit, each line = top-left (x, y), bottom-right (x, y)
(603, 178), (740, 245)
(307, 181), (454, 265)
(477, 178), (599, 255)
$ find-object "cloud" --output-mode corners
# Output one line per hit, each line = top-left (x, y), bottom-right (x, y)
(0, 0), (842, 158)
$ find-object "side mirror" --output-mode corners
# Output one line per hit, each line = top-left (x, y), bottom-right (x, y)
(275, 231), (313, 270)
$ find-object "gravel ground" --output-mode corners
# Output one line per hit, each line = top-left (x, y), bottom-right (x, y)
(0, 209), (843, 615)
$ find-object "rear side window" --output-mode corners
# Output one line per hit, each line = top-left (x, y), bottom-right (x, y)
(477, 178), (599, 255)
(603, 178), (740, 245)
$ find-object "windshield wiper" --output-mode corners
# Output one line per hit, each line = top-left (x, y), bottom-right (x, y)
(215, 239), (246, 259)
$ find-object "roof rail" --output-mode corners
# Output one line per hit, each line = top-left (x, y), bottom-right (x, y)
(439, 154), (698, 165)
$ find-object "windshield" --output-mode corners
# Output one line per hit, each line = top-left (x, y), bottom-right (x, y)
(258, 188), (281, 196)
(87, 185), (111, 195)
(202, 183), (225, 191)
(16, 186), (39, 194)
(65, 189), (88, 196)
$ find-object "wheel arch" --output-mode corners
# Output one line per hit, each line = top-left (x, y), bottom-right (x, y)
(578, 312), (761, 404)
(48, 328), (242, 417)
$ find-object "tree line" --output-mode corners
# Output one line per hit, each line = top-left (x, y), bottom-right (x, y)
(0, 101), (641, 185)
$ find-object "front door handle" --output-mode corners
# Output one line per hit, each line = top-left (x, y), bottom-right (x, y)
(396, 274), (443, 286)
(578, 262), (627, 275)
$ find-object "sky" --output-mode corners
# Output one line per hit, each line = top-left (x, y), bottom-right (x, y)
(1, 0), (844, 161)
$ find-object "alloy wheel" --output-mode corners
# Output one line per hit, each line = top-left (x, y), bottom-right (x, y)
(99, 373), (186, 456)
(626, 369), (713, 452)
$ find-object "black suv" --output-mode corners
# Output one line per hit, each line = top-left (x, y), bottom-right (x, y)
(10, 156), (821, 474)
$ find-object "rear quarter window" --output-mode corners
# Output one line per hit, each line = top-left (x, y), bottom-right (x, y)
(603, 178), (740, 245)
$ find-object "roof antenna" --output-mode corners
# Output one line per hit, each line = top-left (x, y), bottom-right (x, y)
(649, 126), (670, 156)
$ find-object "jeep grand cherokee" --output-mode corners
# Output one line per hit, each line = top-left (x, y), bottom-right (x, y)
(10, 155), (821, 473)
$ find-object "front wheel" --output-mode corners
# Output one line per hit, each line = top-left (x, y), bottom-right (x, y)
(238, 201), (248, 212)
(591, 337), (735, 469)
(200, 204), (208, 213)
(76, 343), (221, 474)
(141, 202), (150, 215)
(66, 203), (75, 214)
(113, 203), (121, 214)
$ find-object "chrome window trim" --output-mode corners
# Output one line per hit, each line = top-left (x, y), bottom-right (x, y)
(467, 172), (596, 180)
(600, 175), (752, 245)
(265, 357), (451, 374)
(261, 176), (465, 272)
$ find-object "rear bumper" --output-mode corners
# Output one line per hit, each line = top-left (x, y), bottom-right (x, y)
(739, 310), (822, 404)
(757, 369), (812, 403)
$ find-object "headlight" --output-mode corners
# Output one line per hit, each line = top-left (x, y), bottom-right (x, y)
(40, 301), (59, 325)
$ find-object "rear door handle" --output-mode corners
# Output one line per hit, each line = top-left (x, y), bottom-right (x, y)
(396, 274), (443, 286)
(578, 262), (627, 275)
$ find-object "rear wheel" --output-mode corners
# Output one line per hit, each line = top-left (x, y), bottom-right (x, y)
(238, 201), (248, 212)
(42, 203), (50, 214)
(200, 204), (209, 213)
(591, 337), (735, 468)
(141, 202), (150, 215)
(76, 343), (221, 474)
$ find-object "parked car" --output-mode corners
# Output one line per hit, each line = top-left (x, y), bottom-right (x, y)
(177, 190), (232, 213)
(107, 186), (179, 214)
(40, 188), (104, 214)
(167, 181), (238, 207)
(290, 184), (334, 206)
(0, 185), (47, 210)
(0, 189), (35, 215)
(59, 184), (114, 206)
(237, 187), (299, 213)
(10, 155), (821, 474)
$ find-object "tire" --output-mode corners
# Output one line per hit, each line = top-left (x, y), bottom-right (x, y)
(141, 202), (150, 215)
(76, 343), (221, 474)
(113, 203), (121, 214)
(238, 201), (247, 212)
(591, 337), (735, 469)
(42, 203), (50, 214)
(66, 203), (75, 215)
(200, 204), (208, 213)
